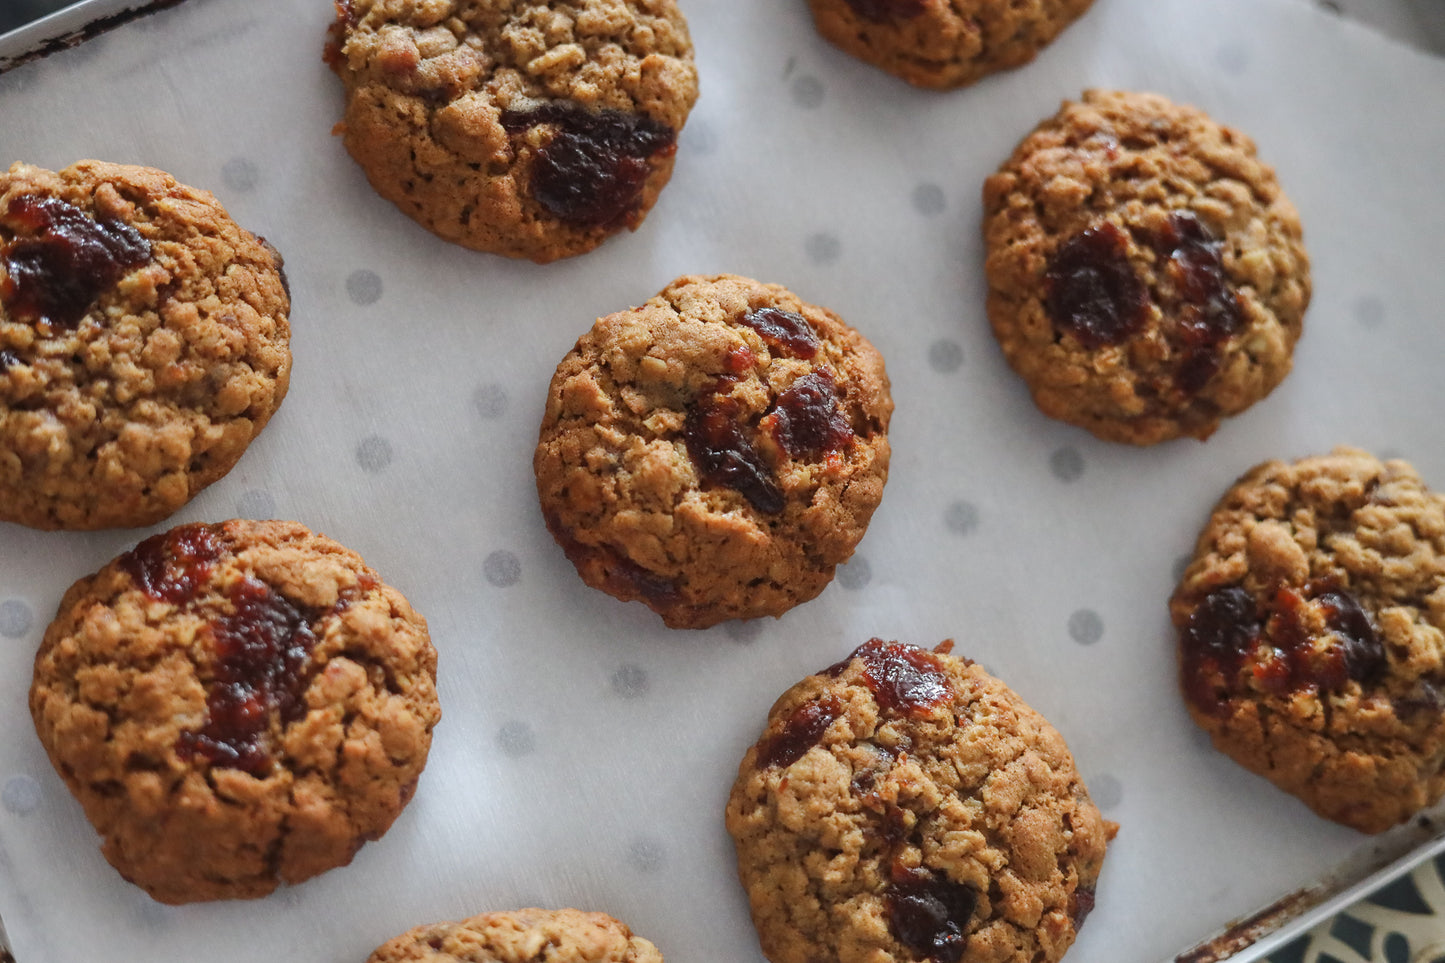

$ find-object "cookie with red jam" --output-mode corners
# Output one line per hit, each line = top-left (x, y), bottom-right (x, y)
(0, 160), (290, 530)
(534, 274), (892, 629)
(29, 519), (440, 903)
(983, 90), (1309, 444)
(1171, 448), (1445, 833)
(367, 908), (662, 963)
(725, 639), (1114, 963)
(325, 0), (698, 263)
(807, 0), (1094, 89)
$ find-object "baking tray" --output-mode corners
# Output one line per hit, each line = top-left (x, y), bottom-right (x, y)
(1, 0), (1444, 961)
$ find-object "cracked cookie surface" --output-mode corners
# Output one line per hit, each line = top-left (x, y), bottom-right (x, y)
(983, 90), (1309, 445)
(0, 160), (291, 530)
(29, 519), (440, 903)
(326, 0), (698, 263)
(534, 274), (892, 629)
(367, 907), (662, 963)
(1171, 447), (1445, 833)
(807, 0), (1094, 90)
(725, 639), (1113, 963)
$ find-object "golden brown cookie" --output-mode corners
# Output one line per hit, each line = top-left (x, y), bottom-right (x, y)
(366, 907), (662, 963)
(534, 274), (892, 629)
(983, 90), (1310, 445)
(725, 639), (1114, 963)
(807, 0), (1094, 89)
(325, 0), (698, 263)
(1171, 448), (1445, 834)
(29, 519), (440, 903)
(0, 160), (291, 530)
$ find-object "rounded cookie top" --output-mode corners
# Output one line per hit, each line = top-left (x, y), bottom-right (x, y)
(983, 90), (1310, 445)
(807, 0), (1094, 90)
(534, 274), (892, 629)
(367, 907), (662, 963)
(1170, 447), (1445, 834)
(0, 160), (291, 530)
(725, 639), (1113, 963)
(326, 0), (698, 263)
(29, 519), (440, 903)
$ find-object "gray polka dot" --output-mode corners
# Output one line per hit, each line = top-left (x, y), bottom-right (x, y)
(484, 550), (522, 588)
(473, 383), (510, 419)
(356, 435), (393, 473)
(235, 489), (276, 519)
(911, 183), (946, 216)
(0, 599), (34, 639)
(2, 775), (41, 815)
(1354, 294), (1385, 329)
(221, 157), (259, 193)
(1088, 773), (1122, 810)
(346, 269), (383, 306)
(928, 340), (964, 373)
(1049, 446), (1085, 482)
(497, 720), (536, 757)
(791, 75), (825, 109)
(805, 232), (841, 265)
(627, 836), (665, 873)
(837, 556), (872, 591)
(726, 620), (763, 645)
(1068, 609), (1104, 646)
(1173, 554), (1191, 583)
(944, 501), (979, 536)
(1214, 44), (1250, 73)
(611, 663), (650, 699)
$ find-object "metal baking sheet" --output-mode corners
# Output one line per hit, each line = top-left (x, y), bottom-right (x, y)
(2, 1), (1444, 961)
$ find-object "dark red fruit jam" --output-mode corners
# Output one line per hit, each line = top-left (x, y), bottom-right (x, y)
(178, 577), (320, 776)
(1070, 886), (1096, 930)
(0, 349), (18, 372)
(757, 696), (841, 769)
(886, 866), (977, 963)
(1045, 221), (1148, 349)
(827, 639), (953, 716)
(738, 307), (820, 359)
(120, 524), (224, 606)
(1153, 211), (1243, 394)
(845, 0), (928, 22)
(769, 370), (854, 459)
(684, 377), (785, 514)
(1, 194), (150, 331)
(500, 103), (675, 230)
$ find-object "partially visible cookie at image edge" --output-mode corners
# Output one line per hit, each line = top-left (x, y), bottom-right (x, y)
(534, 273), (892, 629)
(807, 0), (1096, 90)
(0, 160), (291, 530)
(325, 0), (699, 263)
(367, 907), (662, 963)
(1171, 447), (1445, 833)
(29, 518), (440, 903)
(983, 89), (1309, 445)
(726, 638), (1114, 963)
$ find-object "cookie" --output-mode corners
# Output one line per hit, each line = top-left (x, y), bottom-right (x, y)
(367, 908), (662, 963)
(725, 638), (1114, 963)
(29, 519), (440, 903)
(807, 0), (1094, 90)
(982, 90), (1310, 445)
(325, 0), (698, 263)
(0, 160), (291, 530)
(1170, 447), (1445, 834)
(534, 274), (892, 629)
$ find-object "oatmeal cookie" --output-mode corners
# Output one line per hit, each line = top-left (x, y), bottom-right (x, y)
(534, 274), (892, 629)
(725, 639), (1114, 963)
(1170, 447), (1445, 834)
(0, 160), (291, 530)
(807, 0), (1094, 90)
(29, 519), (440, 903)
(983, 90), (1310, 445)
(325, 0), (698, 263)
(367, 907), (662, 963)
